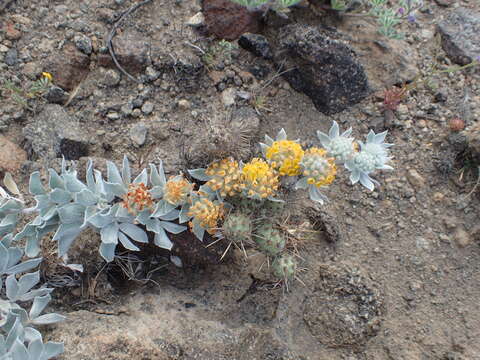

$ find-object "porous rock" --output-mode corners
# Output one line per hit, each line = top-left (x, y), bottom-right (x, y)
(437, 7), (480, 65)
(23, 104), (89, 160)
(275, 24), (369, 115)
(464, 122), (480, 165)
(46, 43), (90, 91)
(238, 33), (273, 59)
(203, 0), (260, 40)
(98, 30), (150, 74)
(0, 136), (27, 173)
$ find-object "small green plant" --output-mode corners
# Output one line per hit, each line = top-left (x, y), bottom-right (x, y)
(1, 73), (52, 110)
(202, 40), (239, 69)
(228, 0), (301, 11)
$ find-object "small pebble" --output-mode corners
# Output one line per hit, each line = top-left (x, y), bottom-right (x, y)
(141, 102), (154, 115)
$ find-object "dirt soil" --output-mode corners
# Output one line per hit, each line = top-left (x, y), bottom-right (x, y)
(1, 0), (480, 359)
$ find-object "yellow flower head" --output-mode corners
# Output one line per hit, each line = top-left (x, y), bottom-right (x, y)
(265, 140), (304, 176)
(163, 175), (193, 206)
(301, 148), (336, 188)
(42, 72), (53, 82)
(188, 197), (224, 234)
(122, 183), (154, 215)
(205, 158), (241, 197)
(240, 158), (279, 199)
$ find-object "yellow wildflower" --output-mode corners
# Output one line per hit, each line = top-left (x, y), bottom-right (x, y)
(188, 197), (224, 234)
(163, 175), (193, 206)
(42, 72), (53, 82)
(265, 140), (304, 176)
(121, 183), (154, 215)
(205, 158), (241, 197)
(240, 158), (279, 199)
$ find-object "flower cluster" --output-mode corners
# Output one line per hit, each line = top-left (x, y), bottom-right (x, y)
(188, 197), (224, 235)
(122, 182), (154, 214)
(265, 140), (304, 176)
(240, 158), (280, 200)
(301, 148), (336, 188)
(163, 175), (193, 206)
(205, 158), (242, 197)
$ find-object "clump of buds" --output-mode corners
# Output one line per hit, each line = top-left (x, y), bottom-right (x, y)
(449, 117), (465, 132)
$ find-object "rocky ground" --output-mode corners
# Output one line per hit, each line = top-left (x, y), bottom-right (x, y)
(1, 0), (480, 359)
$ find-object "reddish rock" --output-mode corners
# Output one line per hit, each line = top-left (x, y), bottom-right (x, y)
(203, 0), (260, 40)
(5, 22), (21, 41)
(0, 136), (27, 173)
(97, 30), (149, 74)
(47, 43), (90, 91)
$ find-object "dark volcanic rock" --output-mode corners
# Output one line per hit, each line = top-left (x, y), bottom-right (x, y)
(437, 7), (480, 65)
(239, 33), (273, 59)
(45, 86), (69, 104)
(275, 24), (369, 115)
(23, 104), (89, 160)
(203, 0), (260, 40)
(47, 43), (90, 91)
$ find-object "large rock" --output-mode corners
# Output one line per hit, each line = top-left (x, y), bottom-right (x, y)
(47, 43), (90, 91)
(0, 136), (27, 173)
(98, 30), (150, 74)
(465, 122), (480, 165)
(203, 0), (260, 40)
(437, 7), (480, 65)
(275, 24), (369, 115)
(23, 104), (89, 160)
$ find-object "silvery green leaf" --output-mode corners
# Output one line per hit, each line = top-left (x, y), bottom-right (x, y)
(49, 189), (72, 205)
(99, 242), (116, 262)
(187, 169), (210, 182)
(0, 214), (17, 236)
(6, 246), (22, 269)
(149, 186), (163, 199)
(60, 157), (67, 174)
(27, 338), (43, 358)
(57, 231), (81, 257)
(107, 161), (123, 185)
(16, 272), (40, 299)
(151, 201), (176, 218)
(0, 242), (8, 273)
(6, 274), (19, 300)
(0, 185), (8, 199)
(277, 128), (287, 141)
(100, 223), (119, 244)
(118, 232), (140, 251)
(87, 211), (113, 229)
(18, 288), (52, 302)
(10, 339), (28, 360)
(53, 223), (82, 245)
(179, 204), (191, 224)
(103, 182), (128, 197)
(114, 204), (131, 219)
(149, 163), (166, 187)
(3, 173), (20, 196)
(133, 168), (148, 185)
(6, 318), (24, 349)
(159, 209), (179, 221)
(86, 160), (95, 191)
(30, 313), (66, 326)
(160, 221), (186, 234)
(6, 257), (42, 276)
(75, 189), (97, 206)
(144, 217), (161, 234)
(25, 236), (41, 258)
(119, 223), (148, 243)
(39, 206), (56, 221)
(93, 169), (108, 198)
(29, 172), (45, 195)
(0, 200), (23, 214)
(63, 173), (86, 193)
(294, 177), (308, 190)
(266, 196), (284, 203)
(308, 185), (327, 204)
(42, 342), (64, 359)
(259, 142), (269, 156)
(29, 294), (51, 319)
(58, 204), (85, 224)
(33, 195), (50, 211)
(48, 169), (64, 190)
(121, 155), (131, 185)
(170, 255), (182, 268)
(14, 224), (35, 242)
(24, 327), (42, 343)
(153, 228), (173, 250)
(191, 222), (205, 241)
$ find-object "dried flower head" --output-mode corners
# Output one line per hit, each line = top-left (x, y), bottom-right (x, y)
(240, 158), (279, 200)
(188, 197), (224, 234)
(163, 175), (193, 206)
(265, 140), (304, 176)
(205, 158), (242, 197)
(122, 183), (154, 214)
(301, 148), (337, 188)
